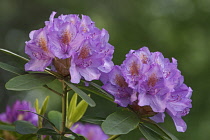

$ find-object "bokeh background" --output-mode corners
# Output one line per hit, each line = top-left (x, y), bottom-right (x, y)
(0, 0), (209, 139)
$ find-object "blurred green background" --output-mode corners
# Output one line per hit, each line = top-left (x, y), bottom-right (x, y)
(0, 0), (209, 139)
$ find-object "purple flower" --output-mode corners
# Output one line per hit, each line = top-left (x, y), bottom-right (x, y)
(25, 11), (114, 83)
(101, 47), (192, 132)
(0, 100), (38, 126)
(25, 27), (54, 71)
(165, 84), (192, 132)
(71, 123), (108, 140)
(102, 66), (133, 107)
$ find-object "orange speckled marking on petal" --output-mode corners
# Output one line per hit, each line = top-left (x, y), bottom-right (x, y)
(141, 54), (148, 64)
(61, 31), (71, 45)
(78, 46), (90, 59)
(130, 61), (139, 76)
(148, 73), (158, 87)
(39, 37), (48, 52)
(115, 74), (128, 88)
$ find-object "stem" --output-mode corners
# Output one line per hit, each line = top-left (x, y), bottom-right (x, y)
(77, 85), (114, 102)
(38, 118), (44, 140)
(45, 69), (64, 79)
(0, 48), (29, 61)
(61, 81), (68, 136)
(43, 85), (63, 97)
(107, 135), (120, 140)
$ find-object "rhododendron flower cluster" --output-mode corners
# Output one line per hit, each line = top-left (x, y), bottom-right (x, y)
(25, 12), (114, 83)
(71, 123), (108, 140)
(0, 100), (38, 126)
(101, 47), (192, 132)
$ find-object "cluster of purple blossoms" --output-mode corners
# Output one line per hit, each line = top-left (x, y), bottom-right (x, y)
(25, 12), (114, 83)
(71, 123), (108, 140)
(0, 100), (38, 126)
(102, 47), (192, 132)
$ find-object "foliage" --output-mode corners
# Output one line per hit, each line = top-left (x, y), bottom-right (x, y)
(0, 8), (194, 139)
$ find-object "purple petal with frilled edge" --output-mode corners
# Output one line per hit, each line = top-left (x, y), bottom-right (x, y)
(25, 45), (52, 71)
(101, 65), (133, 107)
(102, 83), (131, 107)
(25, 27), (54, 71)
(138, 92), (166, 112)
(100, 29), (109, 43)
(49, 11), (56, 22)
(49, 22), (78, 59)
(136, 64), (168, 112)
(122, 53), (144, 89)
(186, 87), (193, 98)
(70, 62), (81, 84)
(150, 112), (165, 123)
(45, 11), (56, 27)
(63, 14), (81, 26)
(99, 72), (109, 84)
(79, 15), (95, 33)
(107, 66), (123, 86)
(167, 109), (187, 132)
(29, 30), (36, 40)
(132, 47), (151, 64)
(25, 58), (52, 71)
(167, 83), (192, 116)
(48, 32), (63, 56)
(79, 67), (101, 81)
(130, 90), (138, 102)
(70, 33), (84, 51)
(98, 60), (114, 73)
(151, 52), (165, 68)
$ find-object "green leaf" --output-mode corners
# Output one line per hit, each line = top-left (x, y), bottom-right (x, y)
(0, 124), (16, 131)
(36, 128), (59, 135)
(40, 96), (50, 115)
(15, 120), (38, 134)
(0, 62), (26, 75)
(51, 135), (60, 140)
(139, 124), (169, 140)
(64, 128), (87, 140)
(77, 85), (114, 102)
(48, 111), (62, 131)
(81, 116), (104, 125)
(89, 82), (114, 99)
(5, 73), (55, 91)
(142, 118), (179, 140)
(67, 93), (78, 122)
(101, 109), (139, 135)
(74, 136), (86, 140)
(17, 134), (37, 140)
(0, 48), (29, 62)
(18, 110), (56, 128)
(69, 99), (88, 123)
(34, 99), (40, 114)
(153, 123), (179, 140)
(64, 81), (96, 107)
